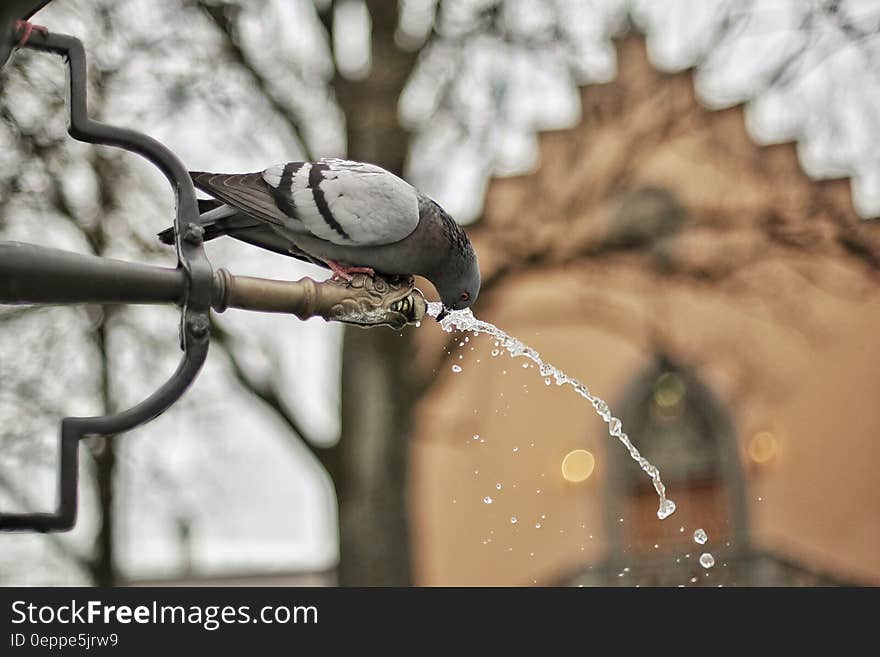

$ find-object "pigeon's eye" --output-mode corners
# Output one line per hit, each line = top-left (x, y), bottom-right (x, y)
(460, 292), (470, 302)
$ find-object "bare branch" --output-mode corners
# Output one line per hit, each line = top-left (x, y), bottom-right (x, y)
(194, 0), (316, 161)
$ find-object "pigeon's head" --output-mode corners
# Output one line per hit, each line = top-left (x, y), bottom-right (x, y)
(437, 249), (481, 312)
(418, 193), (481, 313)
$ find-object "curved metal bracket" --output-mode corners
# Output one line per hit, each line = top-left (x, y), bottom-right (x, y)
(0, 31), (213, 531)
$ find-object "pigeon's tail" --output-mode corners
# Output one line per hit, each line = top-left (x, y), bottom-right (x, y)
(157, 222), (228, 245)
(157, 201), (241, 245)
(156, 200), (324, 265)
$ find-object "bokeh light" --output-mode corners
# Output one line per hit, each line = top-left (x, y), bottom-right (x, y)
(748, 431), (780, 464)
(561, 449), (595, 483)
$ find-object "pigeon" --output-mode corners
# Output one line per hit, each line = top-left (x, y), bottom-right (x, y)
(159, 159), (480, 311)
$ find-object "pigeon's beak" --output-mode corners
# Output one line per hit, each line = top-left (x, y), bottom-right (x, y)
(436, 307), (450, 322)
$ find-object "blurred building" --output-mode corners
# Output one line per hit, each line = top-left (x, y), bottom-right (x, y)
(409, 36), (880, 586)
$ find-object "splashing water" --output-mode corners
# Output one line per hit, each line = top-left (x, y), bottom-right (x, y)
(428, 303), (676, 520)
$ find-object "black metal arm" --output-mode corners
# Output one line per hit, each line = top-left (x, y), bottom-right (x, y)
(0, 19), (427, 533)
(0, 30), (213, 532)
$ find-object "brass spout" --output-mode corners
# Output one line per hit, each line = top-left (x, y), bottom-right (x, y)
(212, 269), (426, 330)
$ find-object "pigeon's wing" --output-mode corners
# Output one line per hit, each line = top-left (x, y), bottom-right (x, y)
(262, 159), (420, 246)
(224, 224), (326, 267)
(189, 171), (305, 233)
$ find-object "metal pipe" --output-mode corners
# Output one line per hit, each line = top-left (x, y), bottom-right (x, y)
(0, 241), (186, 305)
(0, 242), (427, 328)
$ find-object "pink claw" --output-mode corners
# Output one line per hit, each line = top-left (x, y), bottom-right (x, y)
(325, 260), (375, 282)
(15, 20), (49, 47)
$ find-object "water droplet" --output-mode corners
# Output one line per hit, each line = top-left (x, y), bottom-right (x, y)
(472, 434), (480, 441)
(512, 446), (519, 453)
(458, 341), (465, 347)
(544, 378), (551, 385)
(657, 498), (677, 520)
(700, 553), (715, 569)
(693, 528), (708, 545)
(535, 523), (541, 529)
(690, 577), (698, 583)
(451, 365), (462, 373)
(510, 516), (518, 524)
(491, 349), (499, 357)
(522, 363), (529, 369)
(495, 483), (502, 490)
(483, 496), (493, 504)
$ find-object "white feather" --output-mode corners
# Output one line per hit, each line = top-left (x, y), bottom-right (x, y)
(262, 165), (283, 188)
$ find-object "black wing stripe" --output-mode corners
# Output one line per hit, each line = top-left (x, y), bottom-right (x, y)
(271, 162), (305, 219)
(308, 162), (350, 240)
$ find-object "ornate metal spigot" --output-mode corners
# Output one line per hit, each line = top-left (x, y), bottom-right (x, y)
(212, 270), (425, 330)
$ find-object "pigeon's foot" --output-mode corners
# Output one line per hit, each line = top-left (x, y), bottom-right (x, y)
(326, 260), (375, 282)
(15, 20), (49, 47)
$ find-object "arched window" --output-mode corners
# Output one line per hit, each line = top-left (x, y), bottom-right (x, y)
(618, 363), (729, 489)
(600, 356), (751, 585)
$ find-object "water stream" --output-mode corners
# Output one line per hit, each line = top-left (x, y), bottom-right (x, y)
(428, 302), (677, 521)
